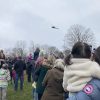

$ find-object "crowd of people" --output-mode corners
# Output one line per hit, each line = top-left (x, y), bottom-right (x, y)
(0, 42), (100, 100)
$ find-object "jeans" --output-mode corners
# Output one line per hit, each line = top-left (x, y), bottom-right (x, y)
(33, 88), (38, 100)
(0, 87), (7, 100)
(14, 74), (24, 91)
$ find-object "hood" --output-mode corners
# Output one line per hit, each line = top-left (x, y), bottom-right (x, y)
(65, 59), (98, 79)
(67, 58), (93, 71)
(54, 59), (65, 70)
(71, 58), (90, 64)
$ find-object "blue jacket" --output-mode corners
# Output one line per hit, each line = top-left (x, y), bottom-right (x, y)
(67, 79), (100, 100)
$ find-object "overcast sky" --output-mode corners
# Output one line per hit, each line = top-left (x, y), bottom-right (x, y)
(0, 0), (100, 50)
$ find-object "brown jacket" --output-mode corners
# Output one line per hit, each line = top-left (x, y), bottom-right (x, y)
(41, 67), (64, 100)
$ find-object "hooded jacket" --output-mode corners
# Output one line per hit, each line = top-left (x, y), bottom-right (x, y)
(14, 59), (26, 76)
(41, 59), (65, 100)
(0, 68), (10, 87)
(63, 58), (100, 92)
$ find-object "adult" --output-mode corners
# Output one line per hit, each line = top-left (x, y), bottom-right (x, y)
(26, 59), (33, 82)
(41, 59), (65, 100)
(34, 55), (53, 100)
(63, 42), (100, 100)
(32, 48), (40, 82)
(0, 50), (5, 69)
(32, 52), (45, 100)
(14, 56), (26, 91)
(34, 48), (40, 61)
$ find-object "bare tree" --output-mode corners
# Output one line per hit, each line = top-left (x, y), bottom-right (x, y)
(40, 44), (49, 54)
(63, 49), (71, 57)
(29, 41), (35, 54)
(48, 46), (59, 55)
(40, 45), (59, 56)
(64, 24), (95, 49)
(12, 40), (27, 57)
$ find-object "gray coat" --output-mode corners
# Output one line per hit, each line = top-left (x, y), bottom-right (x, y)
(67, 79), (100, 100)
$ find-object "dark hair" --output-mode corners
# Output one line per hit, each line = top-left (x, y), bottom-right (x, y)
(64, 54), (72, 65)
(94, 46), (100, 65)
(36, 48), (40, 52)
(71, 42), (91, 58)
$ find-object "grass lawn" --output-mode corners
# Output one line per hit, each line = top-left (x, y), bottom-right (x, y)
(7, 77), (33, 100)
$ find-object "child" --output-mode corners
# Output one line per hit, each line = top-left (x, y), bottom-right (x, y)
(63, 42), (100, 98)
(0, 64), (10, 100)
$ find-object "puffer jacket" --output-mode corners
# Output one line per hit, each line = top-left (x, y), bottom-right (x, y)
(67, 78), (100, 100)
(0, 68), (10, 87)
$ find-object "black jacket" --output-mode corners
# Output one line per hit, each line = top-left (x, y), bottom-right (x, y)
(34, 51), (39, 61)
(26, 61), (32, 74)
(14, 60), (26, 76)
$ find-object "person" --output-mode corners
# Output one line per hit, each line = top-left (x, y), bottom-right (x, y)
(26, 59), (33, 82)
(63, 42), (100, 99)
(0, 50), (5, 69)
(34, 54), (53, 100)
(32, 48), (40, 83)
(32, 52), (44, 100)
(14, 56), (26, 91)
(67, 46), (100, 100)
(0, 64), (10, 100)
(34, 48), (40, 61)
(41, 58), (65, 100)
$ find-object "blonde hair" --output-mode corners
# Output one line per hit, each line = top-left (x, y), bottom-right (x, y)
(47, 55), (56, 65)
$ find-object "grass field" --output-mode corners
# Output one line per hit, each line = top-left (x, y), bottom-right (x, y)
(7, 78), (33, 100)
